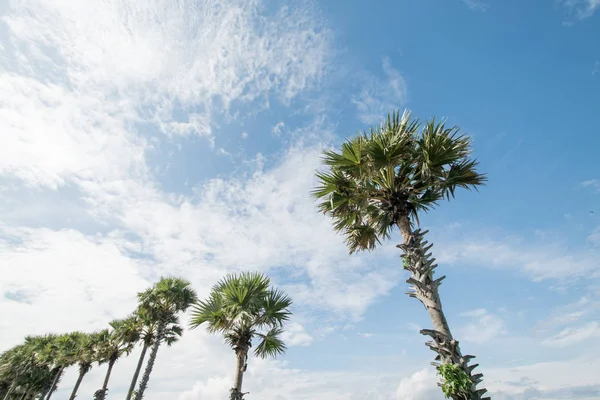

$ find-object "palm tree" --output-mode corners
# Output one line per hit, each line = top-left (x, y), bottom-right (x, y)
(134, 277), (197, 400)
(0, 344), (29, 400)
(124, 312), (183, 400)
(68, 332), (102, 400)
(94, 318), (139, 400)
(312, 110), (489, 400)
(39, 333), (79, 400)
(190, 272), (292, 400)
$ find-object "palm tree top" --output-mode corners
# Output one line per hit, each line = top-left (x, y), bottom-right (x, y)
(190, 271), (292, 359)
(312, 109), (486, 253)
(137, 276), (198, 320)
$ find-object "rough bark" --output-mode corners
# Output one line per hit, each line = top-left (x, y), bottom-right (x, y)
(125, 341), (150, 400)
(229, 347), (248, 400)
(69, 364), (89, 400)
(135, 323), (165, 400)
(95, 357), (116, 400)
(397, 217), (489, 400)
(45, 366), (64, 400)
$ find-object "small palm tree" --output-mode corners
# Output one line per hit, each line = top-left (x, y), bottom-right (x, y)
(94, 317), (139, 400)
(68, 332), (102, 400)
(190, 272), (292, 400)
(39, 333), (79, 400)
(313, 110), (489, 399)
(124, 311), (183, 400)
(134, 277), (197, 400)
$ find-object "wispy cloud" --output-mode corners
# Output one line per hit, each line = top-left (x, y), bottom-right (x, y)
(353, 57), (408, 125)
(433, 227), (600, 282)
(562, 0), (600, 20)
(458, 308), (506, 344)
(582, 179), (600, 192)
(461, 0), (490, 12)
(542, 322), (600, 347)
(0, 0), (331, 189)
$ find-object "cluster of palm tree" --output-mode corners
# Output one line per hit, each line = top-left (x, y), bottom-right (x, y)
(1, 273), (292, 400)
(313, 110), (490, 399)
(0, 277), (198, 400)
(2, 108), (491, 400)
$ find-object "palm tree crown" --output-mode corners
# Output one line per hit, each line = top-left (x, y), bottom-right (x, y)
(137, 277), (198, 321)
(190, 271), (292, 359)
(312, 109), (486, 252)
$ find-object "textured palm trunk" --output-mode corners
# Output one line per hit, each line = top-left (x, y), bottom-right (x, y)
(95, 357), (117, 400)
(45, 366), (64, 400)
(125, 341), (150, 400)
(397, 216), (489, 400)
(69, 364), (89, 400)
(3, 380), (16, 400)
(135, 323), (165, 400)
(229, 347), (248, 400)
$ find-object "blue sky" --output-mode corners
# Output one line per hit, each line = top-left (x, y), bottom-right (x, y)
(1, 0), (599, 399)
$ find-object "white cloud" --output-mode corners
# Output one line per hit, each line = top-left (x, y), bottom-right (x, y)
(0, 226), (149, 347)
(582, 179), (600, 192)
(353, 57), (407, 125)
(395, 369), (443, 400)
(485, 353), (600, 397)
(542, 322), (600, 348)
(281, 322), (314, 347)
(273, 121), (286, 136)
(434, 229), (600, 281)
(458, 308), (506, 344)
(0, 0), (331, 189)
(562, 0), (600, 20)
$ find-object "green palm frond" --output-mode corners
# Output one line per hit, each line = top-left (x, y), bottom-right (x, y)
(254, 327), (286, 359)
(189, 292), (230, 333)
(258, 289), (292, 327)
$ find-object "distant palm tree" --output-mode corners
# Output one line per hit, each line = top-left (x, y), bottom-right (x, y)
(313, 110), (489, 399)
(124, 311), (183, 400)
(94, 318), (139, 400)
(41, 333), (79, 400)
(68, 332), (102, 400)
(190, 272), (292, 400)
(134, 277), (197, 400)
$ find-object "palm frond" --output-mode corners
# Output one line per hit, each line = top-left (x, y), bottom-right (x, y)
(253, 327), (286, 359)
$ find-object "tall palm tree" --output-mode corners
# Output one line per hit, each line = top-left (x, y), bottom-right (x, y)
(134, 277), (197, 400)
(94, 318), (139, 400)
(312, 110), (489, 400)
(124, 312), (183, 400)
(190, 272), (292, 400)
(39, 333), (79, 400)
(68, 332), (102, 400)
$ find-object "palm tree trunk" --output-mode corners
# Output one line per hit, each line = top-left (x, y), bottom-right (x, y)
(68, 365), (88, 400)
(125, 341), (149, 400)
(45, 366), (64, 400)
(397, 217), (489, 400)
(135, 323), (165, 400)
(2, 380), (17, 400)
(95, 357), (116, 400)
(230, 348), (248, 400)
(102, 358), (117, 391)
